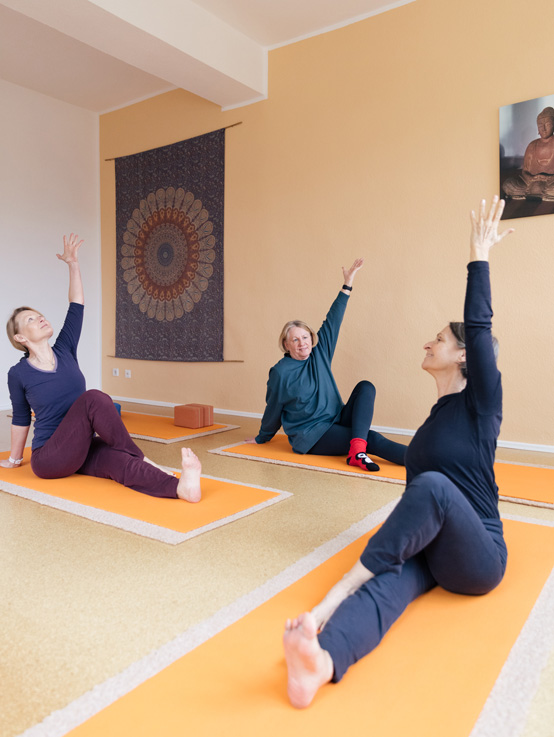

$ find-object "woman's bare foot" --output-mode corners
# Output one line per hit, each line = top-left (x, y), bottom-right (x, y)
(176, 448), (202, 503)
(283, 611), (334, 708)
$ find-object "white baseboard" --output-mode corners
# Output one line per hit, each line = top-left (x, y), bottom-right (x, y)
(112, 395), (176, 408)
(16, 395), (554, 456)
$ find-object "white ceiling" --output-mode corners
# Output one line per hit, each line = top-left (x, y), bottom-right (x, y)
(0, 0), (413, 113)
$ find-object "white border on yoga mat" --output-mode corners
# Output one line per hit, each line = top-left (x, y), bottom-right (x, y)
(16, 500), (398, 737)
(469, 512), (554, 737)
(0, 472), (292, 545)
(128, 423), (240, 443)
(210, 442), (554, 509)
(209, 441), (405, 485)
(16, 505), (554, 737)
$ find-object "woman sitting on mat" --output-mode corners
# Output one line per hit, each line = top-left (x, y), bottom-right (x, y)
(1, 233), (201, 503)
(245, 258), (406, 472)
(283, 196), (513, 708)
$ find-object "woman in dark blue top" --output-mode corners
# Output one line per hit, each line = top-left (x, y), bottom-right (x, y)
(247, 258), (406, 472)
(282, 197), (514, 709)
(2, 234), (202, 502)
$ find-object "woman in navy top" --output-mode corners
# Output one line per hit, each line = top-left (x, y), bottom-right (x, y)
(2, 234), (202, 503)
(247, 258), (406, 472)
(283, 197), (514, 709)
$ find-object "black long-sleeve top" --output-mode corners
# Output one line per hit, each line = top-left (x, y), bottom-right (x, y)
(405, 262), (502, 523)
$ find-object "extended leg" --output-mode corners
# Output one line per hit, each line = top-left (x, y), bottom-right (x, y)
(319, 553), (435, 681)
(284, 471), (508, 704)
(284, 553), (434, 707)
(32, 390), (202, 500)
(78, 439), (201, 500)
(365, 429), (406, 466)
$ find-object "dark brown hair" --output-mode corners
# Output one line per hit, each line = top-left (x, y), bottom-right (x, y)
(449, 321), (499, 379)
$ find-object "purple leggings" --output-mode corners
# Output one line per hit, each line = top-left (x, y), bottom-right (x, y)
(318, 471), (507, 681)
(31, 390), (179, 498)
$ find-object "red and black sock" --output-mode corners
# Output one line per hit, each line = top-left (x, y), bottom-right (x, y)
(347, 437), (380, 472)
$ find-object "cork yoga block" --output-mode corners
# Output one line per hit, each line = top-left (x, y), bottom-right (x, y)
(187, 404), (214, 425)
(174, 404), (214, 428)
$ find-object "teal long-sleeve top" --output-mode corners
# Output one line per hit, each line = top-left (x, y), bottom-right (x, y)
(255, 291), (349, 453)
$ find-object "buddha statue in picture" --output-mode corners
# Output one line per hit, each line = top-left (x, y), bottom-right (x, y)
(502, 106), (554, 201)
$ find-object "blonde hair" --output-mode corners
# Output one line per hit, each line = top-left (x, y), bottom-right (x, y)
(6, 306), (37, 354)
(278, 320), (318, 353)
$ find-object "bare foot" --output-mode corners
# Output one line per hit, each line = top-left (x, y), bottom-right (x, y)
(283, 611), (334, 708)
(176, 448), (202, 503)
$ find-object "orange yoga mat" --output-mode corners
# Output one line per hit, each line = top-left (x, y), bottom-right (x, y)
(62, 516), (554, 737)
(211, 435), (554, 507)
(121, 411), (238, 443)
(0, 449), (291, 544)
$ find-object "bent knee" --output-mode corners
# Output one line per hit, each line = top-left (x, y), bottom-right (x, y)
(84, 389), (112, 405)
(412, 471), (450, 486)
(355, 380), (376, 395)
(406, 471), (460, 504)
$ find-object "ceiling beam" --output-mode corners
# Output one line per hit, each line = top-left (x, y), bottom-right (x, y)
(0, 0), (267, 108)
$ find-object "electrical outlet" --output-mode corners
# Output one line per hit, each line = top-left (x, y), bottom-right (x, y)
(113, 368), (119, 377)
(125, 369), (132, 378)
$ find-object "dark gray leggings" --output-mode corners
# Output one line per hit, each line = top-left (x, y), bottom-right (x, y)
(307, 381), (406, 465)
(318, 471), (507, 681)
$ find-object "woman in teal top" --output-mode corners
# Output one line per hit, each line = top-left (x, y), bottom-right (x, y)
(248, 259), (406, 472)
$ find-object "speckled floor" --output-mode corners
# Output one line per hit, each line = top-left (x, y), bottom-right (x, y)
(1, 404), (553, 737)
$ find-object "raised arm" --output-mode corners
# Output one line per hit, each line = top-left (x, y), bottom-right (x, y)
(341, 257), (364, 294)
(56, 233), (84, 304)
(469, 197), (513, 263)
(316, 258), (365, 360)
(465, 197), (514, 411)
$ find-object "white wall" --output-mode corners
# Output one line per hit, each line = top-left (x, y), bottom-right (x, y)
(0, 80), (101, 409)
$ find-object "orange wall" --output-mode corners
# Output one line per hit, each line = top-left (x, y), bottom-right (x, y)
(100, 0), (554, 447)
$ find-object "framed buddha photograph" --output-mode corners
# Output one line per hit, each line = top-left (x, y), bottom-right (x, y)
(499, 93), (554, 220)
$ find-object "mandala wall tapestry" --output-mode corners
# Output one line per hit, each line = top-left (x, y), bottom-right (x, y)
(115, 129), (224, 361)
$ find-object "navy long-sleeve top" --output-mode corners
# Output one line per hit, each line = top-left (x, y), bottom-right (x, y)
(405, 262), (502, 523)
(8, 303), (86, 450)
(255, 292), (349, 453)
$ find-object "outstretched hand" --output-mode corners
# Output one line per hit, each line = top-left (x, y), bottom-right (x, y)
(470, 197), (514, 262)
(342, 257), (364, 288)
(56, 233), (83, 265)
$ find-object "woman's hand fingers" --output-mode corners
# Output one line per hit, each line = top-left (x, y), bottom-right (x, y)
(56, 233), (84, 263)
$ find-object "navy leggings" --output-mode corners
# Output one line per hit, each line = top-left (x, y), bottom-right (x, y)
(31, 390), (179, 498)
(318, 471), (507, 681)
(307, 381), (406, 465)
